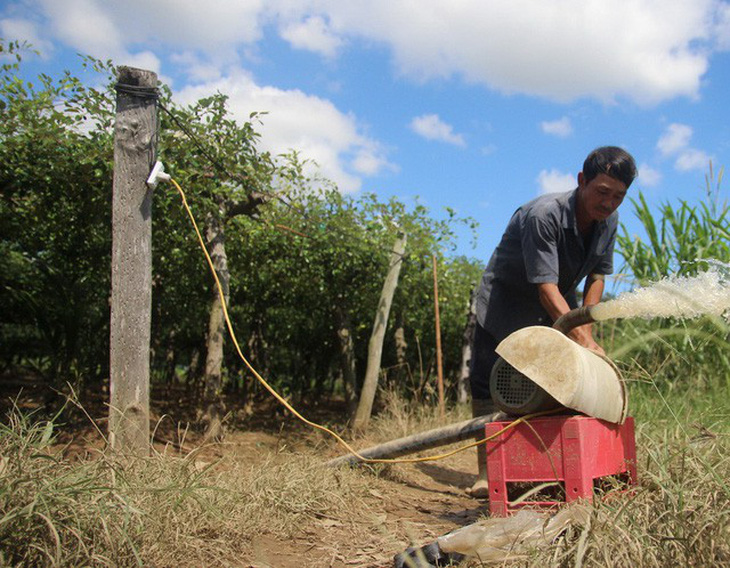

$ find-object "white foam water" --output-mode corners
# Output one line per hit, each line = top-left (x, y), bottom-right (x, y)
(591, 263), (730, 322)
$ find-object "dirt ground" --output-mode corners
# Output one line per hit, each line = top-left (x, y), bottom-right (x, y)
(1, 377), (489, 568)
(208, 429), (485, 568)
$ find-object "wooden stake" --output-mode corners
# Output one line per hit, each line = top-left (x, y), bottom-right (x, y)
(109, 66), (157, 454)
(433, 254), (445, 419)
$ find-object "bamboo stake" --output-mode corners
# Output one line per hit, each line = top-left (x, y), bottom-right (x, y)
(433, 254), (445, 419)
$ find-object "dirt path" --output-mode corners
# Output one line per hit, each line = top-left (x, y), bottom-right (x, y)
(206, 430), (487, 568)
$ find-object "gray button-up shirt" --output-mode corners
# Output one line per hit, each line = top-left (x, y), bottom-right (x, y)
(475, 189), (617, 340)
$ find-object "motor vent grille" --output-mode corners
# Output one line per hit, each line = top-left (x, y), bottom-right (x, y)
(492, 358), (537, 407)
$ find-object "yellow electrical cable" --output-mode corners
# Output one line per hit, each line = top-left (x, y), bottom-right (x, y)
(171, 177), (557, 464)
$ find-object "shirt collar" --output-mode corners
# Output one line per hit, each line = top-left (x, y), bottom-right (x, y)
(563, 189), (578, 230)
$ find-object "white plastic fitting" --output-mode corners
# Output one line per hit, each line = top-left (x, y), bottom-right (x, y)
(147, 161), (171, 189)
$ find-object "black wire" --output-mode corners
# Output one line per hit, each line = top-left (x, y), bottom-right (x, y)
(114, 83), (159, 100)
(158, 101), (246, 183)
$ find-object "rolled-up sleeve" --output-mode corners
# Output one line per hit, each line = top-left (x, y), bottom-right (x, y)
(521, 215), (560, 284)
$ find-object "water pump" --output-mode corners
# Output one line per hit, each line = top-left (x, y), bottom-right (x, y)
(487, 306), (626, 423)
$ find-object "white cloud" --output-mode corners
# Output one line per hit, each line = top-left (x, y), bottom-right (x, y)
(38, 0), (161, 72)
(176, 70), (393, 193)
(410, 114), (466, 146)
(637, 164), (662, 187)
(279, 15), (343, 58)
(675, 148), (711, 171)
(105, 0), (266, 52)
(122, 50), (162, 74)
(304, 0), (722, 104)
(28, 0), (728, 105)
(480, 144), (497, 156)
(540, 117), (573, 138)
(713, 2), (730, 49)
(169, 52), (223, 83)
(0, 18), (54, 57)
(537, 169), (576, 194)
(40, 0), (122, 58)
(657, 123), (693, 156)
(656, 123), (712, 172)
(352, 149), (393, 176)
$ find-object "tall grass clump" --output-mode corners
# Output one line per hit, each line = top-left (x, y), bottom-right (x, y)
(601, 315), (730, 392)
(519, 380), (730, 568)
(0, 406), (372, 567)
(618, 165), (728, 280)
(367, 387), (470, 443)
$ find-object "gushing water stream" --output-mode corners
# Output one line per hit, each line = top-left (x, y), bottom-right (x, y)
(591, 263), (730, 322)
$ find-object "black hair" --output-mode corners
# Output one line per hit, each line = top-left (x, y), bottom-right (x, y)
(582, 146), (637, 188)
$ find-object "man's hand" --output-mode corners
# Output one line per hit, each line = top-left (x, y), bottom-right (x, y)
(537, 282), (606, 356)
(568, 325), (605, 356)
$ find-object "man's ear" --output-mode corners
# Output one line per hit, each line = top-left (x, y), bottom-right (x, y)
(577, 172), (585, 188)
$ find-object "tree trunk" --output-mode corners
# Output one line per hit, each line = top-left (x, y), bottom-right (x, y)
(393, 317), (409, 385)
(432, 254), (445, 418)
(186, 347), (202, 396)
(247, 319), (268, 377)
(457, 285), (478, 405)
(202, 203), (230, 441)
(352, 232), (407, 431)
(335, 305), (358, 416)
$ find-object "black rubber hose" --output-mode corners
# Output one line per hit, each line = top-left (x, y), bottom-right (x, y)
(553, 305), (597, 335)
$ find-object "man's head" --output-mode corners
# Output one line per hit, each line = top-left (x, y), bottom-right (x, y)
(576, 146), (637, 226)
(582, 146), (637, 188)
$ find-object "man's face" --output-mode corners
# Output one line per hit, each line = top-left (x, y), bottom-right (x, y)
(577, 172), (627, 223)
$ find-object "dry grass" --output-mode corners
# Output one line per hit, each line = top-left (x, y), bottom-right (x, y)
(497, 382), (730, 568)
(519, 432), (730, 566)
(368, 388), (471, 443)
(0, 406), (379, 567)
(370, 383), (730, 568)
(1, 380), (728, 567)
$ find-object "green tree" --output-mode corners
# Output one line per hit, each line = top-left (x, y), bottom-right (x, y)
(0, 43), (115, 389)
(0, 42), (483, 426)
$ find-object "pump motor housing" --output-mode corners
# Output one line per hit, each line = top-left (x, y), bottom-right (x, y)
(489, 356), (563, 415)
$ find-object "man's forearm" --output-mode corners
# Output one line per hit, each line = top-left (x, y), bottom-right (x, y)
(583, 273), (605, 307)
(536, 282), (602, 352)
(536, 282), (572, 323)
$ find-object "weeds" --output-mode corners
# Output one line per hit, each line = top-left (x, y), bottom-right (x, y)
(521, 387), (730, 567)
(612, 165), (730, 389)
(368, 387), (470, 443)
(1, 362), (729, 567)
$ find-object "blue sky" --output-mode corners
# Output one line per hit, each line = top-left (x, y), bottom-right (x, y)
(2, 0), (730, 289)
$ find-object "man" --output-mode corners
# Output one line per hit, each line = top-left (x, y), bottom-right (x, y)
(468, 146), (637, 498)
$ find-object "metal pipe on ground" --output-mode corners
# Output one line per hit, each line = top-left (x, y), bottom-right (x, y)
(326, 411), (506, 468)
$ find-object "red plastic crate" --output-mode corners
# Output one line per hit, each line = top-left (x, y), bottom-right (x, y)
(484, 415), (637, 516)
